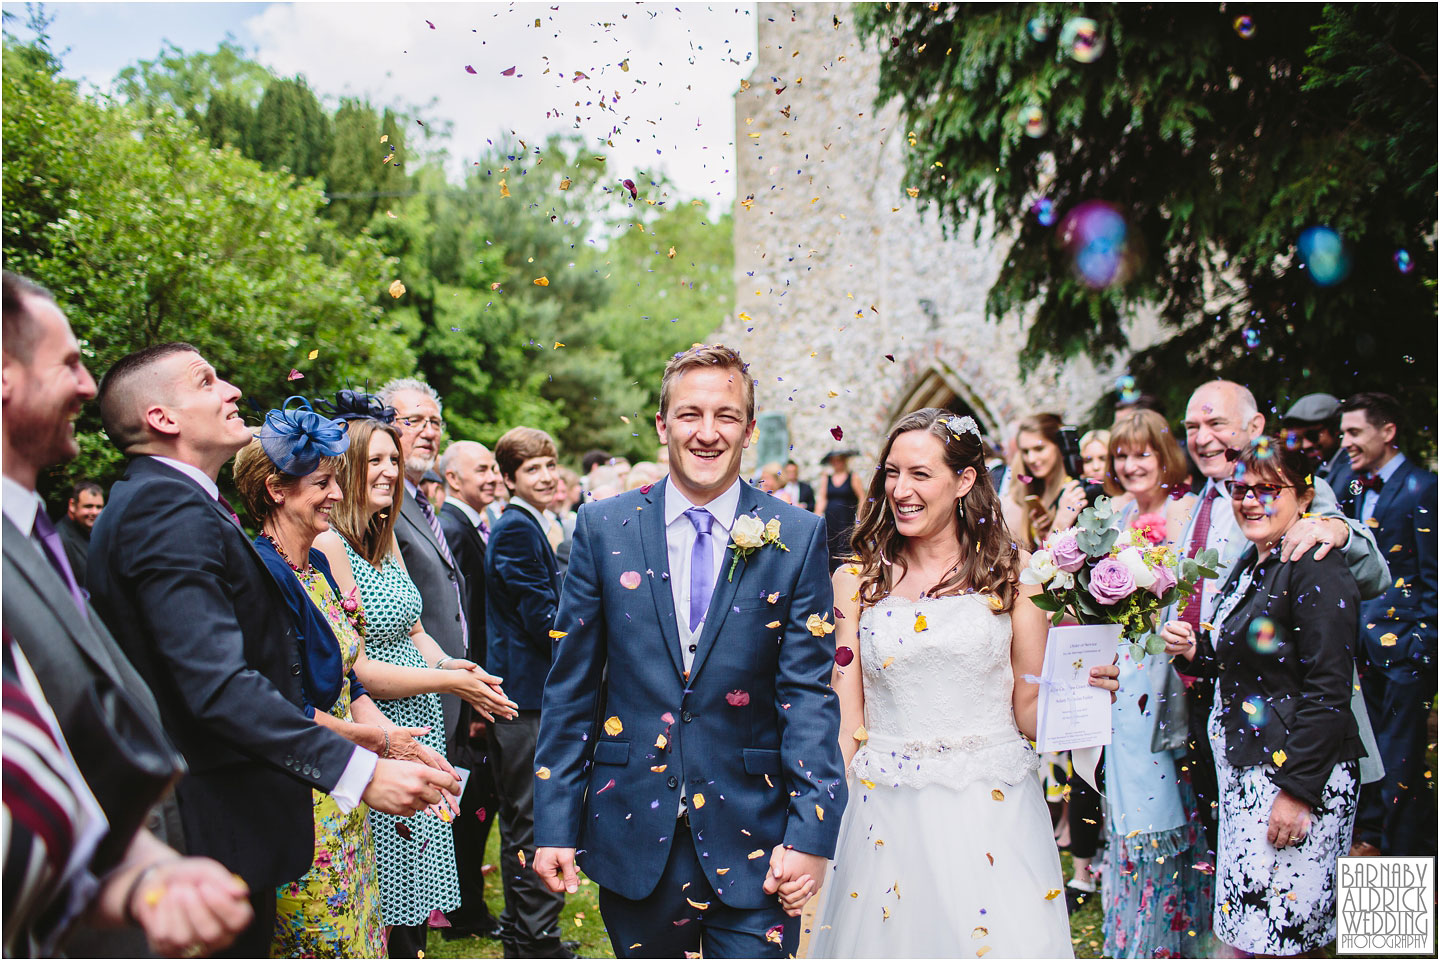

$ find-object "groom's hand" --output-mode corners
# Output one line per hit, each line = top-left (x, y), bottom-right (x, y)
(534, 846), (579, 894)
(762, 845), (828, 916)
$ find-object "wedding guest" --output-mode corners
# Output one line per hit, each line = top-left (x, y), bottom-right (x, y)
(1078, 429), (1110, 484)
(1164, 436), (1364, 956)
(1083, 410), (1206, 957)
(420, 469), (447, 511)
(814, 448), (865, 569)
(623, 461), (665, 492)
(551, 466), (580, 577)
(581, 449), (612, 476)
(1281, 392), (1346, 482)
(1001, 413), (1085, 550)
(91, 344), (456, 956)
(584, 465), (624, 502)
(782, 460), (816, 512)
(233, 403), (463, 956)
(317, 415), (517, 958)
(485, 426), (570, 958)
(56, 480), (103, 585)
(757, 461), (793, 503)
(1339, 392), (1437, 857)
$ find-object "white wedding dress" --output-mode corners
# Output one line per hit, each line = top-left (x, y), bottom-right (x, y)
(807, 594), (1073, 959)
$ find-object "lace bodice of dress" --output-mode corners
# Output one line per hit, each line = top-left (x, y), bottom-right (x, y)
(850, 593), (1039, 790)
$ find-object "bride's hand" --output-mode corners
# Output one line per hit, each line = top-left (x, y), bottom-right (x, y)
(1089, 661), (1120, 703)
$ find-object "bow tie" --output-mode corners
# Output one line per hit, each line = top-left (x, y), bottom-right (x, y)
(1358, 474), (1385, 494)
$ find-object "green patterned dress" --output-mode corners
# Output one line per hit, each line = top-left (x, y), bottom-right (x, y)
(271, 565), (385, 958)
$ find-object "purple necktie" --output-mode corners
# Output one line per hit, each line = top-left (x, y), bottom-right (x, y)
(685, 507), (715, 632)
(32, 510), (87, 617)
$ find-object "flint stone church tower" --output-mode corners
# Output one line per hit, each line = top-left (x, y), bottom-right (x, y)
(716, 1), (1159, 478)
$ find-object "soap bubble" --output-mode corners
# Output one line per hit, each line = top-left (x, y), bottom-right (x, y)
(1297, 227), (1351, 287)
(1247, 617), (1280, 654)
(1060, 17), (1105, 63)
(1243, 329), (1261, 349)
(1394, 249), (1415, 274)
(1114, 374), (1140, 404)
(1032, 197), (1057, 226)
(1233, 15), (1256, 38)
(1059, 200), (1136, 289)
(1020, 104), (1048, 138)
(1026, 17), (1051, 42)
(1241, 694), (1268, 726)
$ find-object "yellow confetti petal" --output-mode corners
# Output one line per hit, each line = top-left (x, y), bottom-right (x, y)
(860, 778), (876, 790)
(853, 724), (869, 743)
(1272, 750), (1288, 767)
(977, 948), (991, 958)
(535, 767), (551, 780)
(906, 186), (920, 198)
(991, 789), (1005, 801)
(500, 178), (511, 198)
(716, 867), (729, 875)
(380, 134), (389, 144)
(691, 793), (705, 809)
(518, 850), (526, 867)
(985, 852), (994, 865)
(1380, 632), (1398, 646)
(748, 849), (766, 859)
(972, 926), (989, 939)
(738, 311), (752, 322)
(815, 804), (825, 821)
(650, 765), (667, 773)
(874, 839), (885, 847)
(534, 277), (550, 287)
(684, 897), (709, 912)
(388, 279), (406, 298)
(307, 349), (319, 360)
(766, 620), (782, 629)
(656, 734), (668, 749)
(553, 341), (565, 349)
(548, 630), (568, 639)
(767, 592), (780, 603)
(1044, 889), (1062, 900)
(667, 246), (677, 259)
(881, 656), (895, 669)
(882, 907), (890, 920)
(914, 612), (928, 632)
(807, 614), (835, 637)
(604, 716), (624, 737)
(559, 178), (572, 190)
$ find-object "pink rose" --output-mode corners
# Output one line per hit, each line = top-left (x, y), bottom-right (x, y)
(1131, 512), (1168, 545)
(1147, 560), (1177, 597)
(1087, 557), (1137, 605)
(1049, 531), (1087, 572)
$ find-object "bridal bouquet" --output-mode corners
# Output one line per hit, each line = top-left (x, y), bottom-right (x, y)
(1020, 497), (1220, 660)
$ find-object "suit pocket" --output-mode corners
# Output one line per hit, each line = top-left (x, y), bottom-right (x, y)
(593, 740), (630, 765)
(742, 748), (781, 776)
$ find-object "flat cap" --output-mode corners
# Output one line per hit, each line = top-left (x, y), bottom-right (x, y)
(1282, 392), (1341, 424)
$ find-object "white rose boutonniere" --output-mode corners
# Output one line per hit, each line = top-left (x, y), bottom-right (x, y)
(728, 514), (789, 581)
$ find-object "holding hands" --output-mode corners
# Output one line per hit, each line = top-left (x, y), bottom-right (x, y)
(437, 659), (519, 721)
(763, 845), (828, 917)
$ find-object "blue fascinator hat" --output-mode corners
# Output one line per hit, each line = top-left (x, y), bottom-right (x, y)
(315, 388), (397, 425)
(259, 396), (350, 476)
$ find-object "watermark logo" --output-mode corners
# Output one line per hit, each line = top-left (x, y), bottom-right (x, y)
(1337, 856), (1435, 955)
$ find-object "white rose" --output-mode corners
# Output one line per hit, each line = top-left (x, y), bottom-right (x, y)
(731, 514), (766, 549)
(1047, 570), (1075, 591)
(1115, 546), (1158, 589)
(1020, 549), (1059, 586)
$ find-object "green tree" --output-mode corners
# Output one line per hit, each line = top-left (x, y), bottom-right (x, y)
(116, 36), (271, 124)
(856, 3), (1436, 443)
(250, 75), (332, 182)
(2, 40), (412, 502)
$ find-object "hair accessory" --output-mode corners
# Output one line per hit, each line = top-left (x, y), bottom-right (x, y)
(946, 415), (981, 440)
(259, 396), (350, 476)
(316, 388), (397, 424)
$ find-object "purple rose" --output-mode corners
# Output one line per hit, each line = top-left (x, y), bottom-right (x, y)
(1147, 561), (1177, 598)
(1050, 531), (1087, 572)
(1088, 557), (1137, 605)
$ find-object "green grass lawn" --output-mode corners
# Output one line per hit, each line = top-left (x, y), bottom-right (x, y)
(425, 841), (1107, 958)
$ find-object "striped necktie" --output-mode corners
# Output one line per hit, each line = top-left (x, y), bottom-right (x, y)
(412, 487), (467, 649)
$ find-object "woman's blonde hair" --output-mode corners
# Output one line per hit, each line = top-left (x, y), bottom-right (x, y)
(330, 419), (404, 566)
(1104, 410), (1189, 498)
(1006, 412), (1067, 509)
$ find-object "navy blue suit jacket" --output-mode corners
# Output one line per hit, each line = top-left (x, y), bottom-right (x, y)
(87, 456), (355, 887)
(534, 479), (846, 908)
(1344, 457), (1438, 680)
(484, 501), (560, 710)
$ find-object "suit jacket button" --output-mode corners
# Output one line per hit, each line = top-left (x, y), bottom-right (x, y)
(681, 711), (694, 723)
(667, 775), (679, 789)
(449, 572), (456, 581)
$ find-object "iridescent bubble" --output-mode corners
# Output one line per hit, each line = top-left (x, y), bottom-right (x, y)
(1297, 227), (1352, 287)
(1059, 200), (1136, 289)
(1233, 15), (1256, 38)
(1032, 197), (1057, 226)
(1243, 329), (1261, 349)
(1247, 617), (1280, 655)
(1253, 436), (1274, 460)
(1019, 104), (1048, 138)
(1232, 462), (1247, 483)
(1395, 249), (1415, 274)
(1349, 478), (1364, 496)
(1026, 17), (1051, 42)
(1059, 17), (1105, 63)
(1241, 694), (1268, 726)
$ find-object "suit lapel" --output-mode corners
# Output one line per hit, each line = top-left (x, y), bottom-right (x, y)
(639, 479), (687, 681)
(400, 494), (450, 567)
(687, 483), (761, 684)
(1371, 460), (1410, 530)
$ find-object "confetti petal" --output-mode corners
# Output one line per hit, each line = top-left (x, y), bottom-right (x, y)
(853, 724), (869, 742)
(830, 426), (844, 441)
(1272, 750), (1288, 766)
(548, 629), (568, 639)
(991, 789), (1005, 801)
(287, 369), (304, 381)
(691, 793), (705, 809)
(604, 716), (624, 737)
(834, 646), (854, 667)
(501, 66), (517, 76)
(619, 570), (643, 590)
(388, 279), (406, 298)
(725, 690), (751, 707)
(1044, 889), (1061, 900)
(534, 276), (550, 286)
(307, 349), (319, 360)
(748, 849), (766, 859)
(685, 897), (710, 910)
(807, 614), (835, 637)
(767, 592), (780, 603)
(536, 767), (551, 780)
(464, 64), (477, 74)
(499, 179), (510, 198)
(396, 822), (413, 840)
(914, 612), (928, 632)
(596, 778), (616, 794)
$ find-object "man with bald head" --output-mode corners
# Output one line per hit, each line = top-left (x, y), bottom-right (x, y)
(438, 439), (505, 939)
(1169, 379), (1389, 856)
(89, 344), (460, 955)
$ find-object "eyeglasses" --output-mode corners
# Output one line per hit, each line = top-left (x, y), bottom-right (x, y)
(395, 414), (445, 433)
(1228, 482), (1291, 502)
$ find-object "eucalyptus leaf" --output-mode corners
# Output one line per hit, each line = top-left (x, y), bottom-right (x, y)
(1128, 643), (1147, 662)
(1144, 633), (1167, 655)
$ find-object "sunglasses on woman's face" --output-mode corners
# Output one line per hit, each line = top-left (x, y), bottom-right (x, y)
(1228, 482), (1291, 502)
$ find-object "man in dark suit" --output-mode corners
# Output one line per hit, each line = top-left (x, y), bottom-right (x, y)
(89, 343), (457, 955)
(1339, 392), (1438, 858)
(2, 272), (251, 957)
(438, 439), (504, 940)
(782, 460), (815, 512)
(485, 427), (568, 959)
(55, 479), (103, 585)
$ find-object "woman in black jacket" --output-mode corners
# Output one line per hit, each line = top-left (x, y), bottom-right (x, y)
(1162, 435), (1364, 957)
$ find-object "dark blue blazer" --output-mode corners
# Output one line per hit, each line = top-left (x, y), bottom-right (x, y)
(88, 456), (355, 888)
(484, 501), (560, 710)
(534, 479), (846, 908)
(1344, 457), (1438, 680)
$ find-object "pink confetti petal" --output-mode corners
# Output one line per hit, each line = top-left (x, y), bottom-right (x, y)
(661, 711), (675, 724)
(427, 907), (449, 926)
(425, 19), (435, 29)
(501, 66), (517, 76)
(834, 647), (855, 667)
(596, 778), (616, 794)
(830, 425), (843, 441)
(464, 65), (477, 74)
(287, 368), (304, 381)
(619, 570), (643, 590)
(725, 690), (750, 707)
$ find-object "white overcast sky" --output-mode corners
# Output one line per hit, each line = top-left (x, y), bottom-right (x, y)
(14, 1), (758, 206)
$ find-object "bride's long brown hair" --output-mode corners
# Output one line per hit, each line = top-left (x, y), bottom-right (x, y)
(850, 408), (1022, 613)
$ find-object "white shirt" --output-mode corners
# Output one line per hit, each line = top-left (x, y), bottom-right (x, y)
(151, 458), (376, 811)
(509, 494), (549, 531)
(1361, 452), (1406, 522)
(1, 475), (43, 537)
(447, 496), (485, 530)
(664, 478), (742, 674)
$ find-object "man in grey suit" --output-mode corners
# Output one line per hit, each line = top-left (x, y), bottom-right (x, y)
(1, 271), (251, 957)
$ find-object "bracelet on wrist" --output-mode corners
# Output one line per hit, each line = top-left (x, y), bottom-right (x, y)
(122, 859), (173, 925)
(434, 657), (451, 670)
(379, 727), (391, 759)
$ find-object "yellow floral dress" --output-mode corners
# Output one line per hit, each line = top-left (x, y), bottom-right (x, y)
(271, 566), (385, 959)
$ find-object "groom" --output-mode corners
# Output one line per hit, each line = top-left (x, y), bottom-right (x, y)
(534, 345), (845, 958)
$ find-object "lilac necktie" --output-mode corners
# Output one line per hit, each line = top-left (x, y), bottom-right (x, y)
(685, 507), (715, 632)
(32, 510), (87, 617)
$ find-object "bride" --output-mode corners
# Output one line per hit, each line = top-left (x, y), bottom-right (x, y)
(807, 409), (1117, 958)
